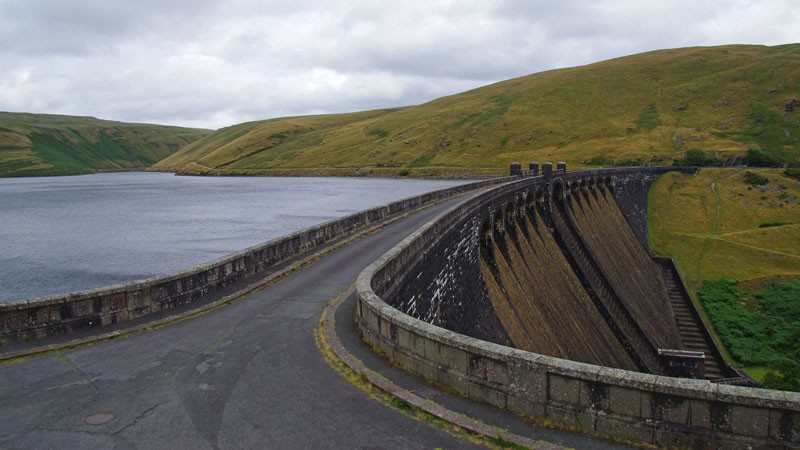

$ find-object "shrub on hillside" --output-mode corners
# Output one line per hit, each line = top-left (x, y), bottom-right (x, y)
(742, 171), (770, 186)
(674, 148), (721, 167)
(698, 279), (800, 391)
(744, 148), (780, 167)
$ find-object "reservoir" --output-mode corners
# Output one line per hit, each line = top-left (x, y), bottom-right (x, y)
(0, 172), (471, 303)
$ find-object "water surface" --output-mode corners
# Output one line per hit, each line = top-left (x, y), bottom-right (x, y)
(0, 172), (471, 303)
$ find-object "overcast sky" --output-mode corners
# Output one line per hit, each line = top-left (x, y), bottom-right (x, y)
(1, 0), (798, 130)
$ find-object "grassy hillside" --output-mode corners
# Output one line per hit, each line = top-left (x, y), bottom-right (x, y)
(650, 167), (800, 385)
(0, 112), (211, 176)
(650, 168), (800, 288)
(155, 44), (800, 176)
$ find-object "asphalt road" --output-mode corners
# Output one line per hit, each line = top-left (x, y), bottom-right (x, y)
(1, 193), (488, 449)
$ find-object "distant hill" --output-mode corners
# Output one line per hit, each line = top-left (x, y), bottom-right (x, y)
(154, 44), (800, 177)
(0, 112), (211, 177)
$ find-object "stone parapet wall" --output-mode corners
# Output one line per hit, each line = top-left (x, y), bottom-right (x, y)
(357, 168), (799, 449)
(0, 176), (513, 346)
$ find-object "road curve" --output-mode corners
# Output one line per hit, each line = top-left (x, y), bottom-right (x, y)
(1, 192), (489, 449)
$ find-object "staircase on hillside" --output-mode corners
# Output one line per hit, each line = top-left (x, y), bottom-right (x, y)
(659, 265), (728, 381)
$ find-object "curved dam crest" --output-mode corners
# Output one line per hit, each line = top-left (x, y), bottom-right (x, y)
(358, 165), (800, 448)
(389, 165), (691, 376)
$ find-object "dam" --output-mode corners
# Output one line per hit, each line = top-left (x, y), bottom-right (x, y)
(358, 163), (799, 448)
(381, 163), (735, 381)
(2, 165), (798, 448)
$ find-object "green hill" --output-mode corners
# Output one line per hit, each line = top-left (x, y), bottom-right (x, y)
(154, 44), (800, 177)
(0, 112), (211, 177)
(650, 167), (800, 387)
(650, 168), (800, 288)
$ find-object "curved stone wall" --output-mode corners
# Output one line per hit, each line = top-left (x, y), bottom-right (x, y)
(0, 176), (512, 346)
(357, 168), (800, 448)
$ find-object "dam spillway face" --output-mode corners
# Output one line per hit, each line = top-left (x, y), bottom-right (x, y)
(391, 168), (733, 380)
(480, 196), (641, 370)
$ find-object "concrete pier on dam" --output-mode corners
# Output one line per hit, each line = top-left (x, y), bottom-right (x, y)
(358, 163), (800, 448)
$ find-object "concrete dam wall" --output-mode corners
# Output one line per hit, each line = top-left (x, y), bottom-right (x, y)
(358, 166), (800, 448)
(389, 165), (704, 378)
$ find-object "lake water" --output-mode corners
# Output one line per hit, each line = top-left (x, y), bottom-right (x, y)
(0, 172), (471, 303)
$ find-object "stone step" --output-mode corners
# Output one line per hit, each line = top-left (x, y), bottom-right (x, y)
(683, 341), (710, 350)
(679, 328), (704, 336)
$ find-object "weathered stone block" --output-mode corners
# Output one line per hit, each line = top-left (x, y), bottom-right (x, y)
(571, 410), (597, 431)
(364, 309), (379, 334)
(396, 326), (412, 352)
(130, 291), (148, 309)
(467, 354), (486, 379)
(486, 358), (509, 385)
(607, 385), (642, 417)
(689, 399), (713, 429)
(769, 409), (797, 442)
(730, 405), (770, 438)
(70, 300), (92, 317)
(595, 414), (654, 444)
(411, 333), (426, 357)
(710, 403), (732, 432)
(105, 293), (127, 312)
(438, 344), (467, 374)
(545, 404), (578, 427)
(549, 374), (580, 406)
(37, 306), (60, 324)
(151, 286), (167, 302)
(437, 366), (469, 395)
(379, 318), (392, 341)
(579, 381), (608, 412)
(424, 337), (438, 361)
(468, 381), (506, 409)
(414, 358), (439, 382)
(3, 310), (27, 331)
(651, 393), (689, 425)
(507, 394), (545, 418)
(393, 349), (416, 374)
(507, 363), (547, 404)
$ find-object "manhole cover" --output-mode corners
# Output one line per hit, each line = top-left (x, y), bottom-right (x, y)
(84, 412), (116, 425)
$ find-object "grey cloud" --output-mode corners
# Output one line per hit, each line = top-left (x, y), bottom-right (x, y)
(0, 0), (221, 56)
(0, 0), (798, 129)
